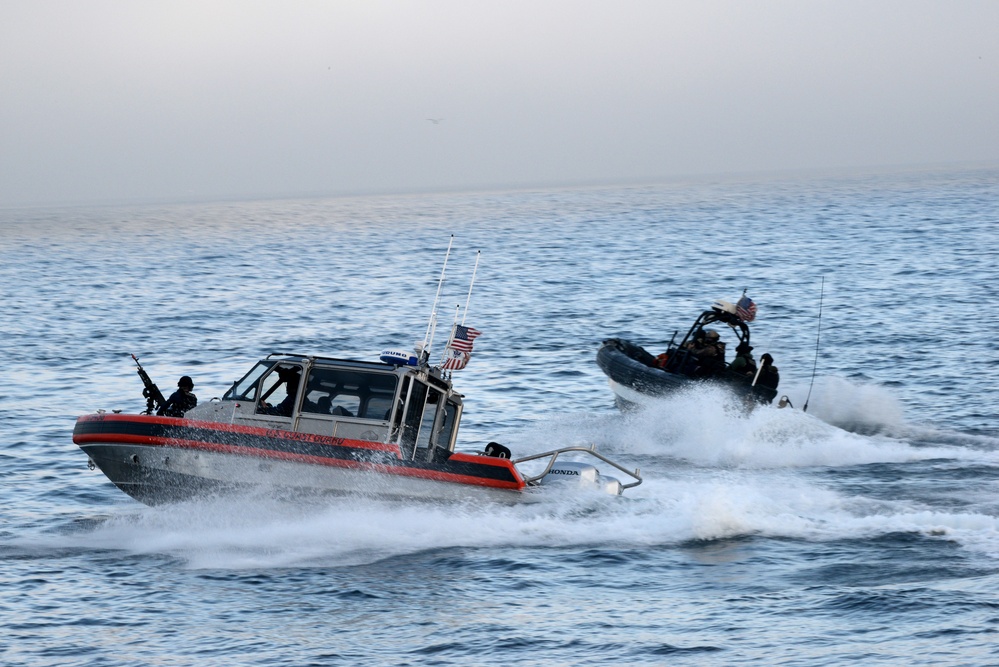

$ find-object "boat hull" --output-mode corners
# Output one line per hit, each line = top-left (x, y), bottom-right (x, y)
(596, 338), (777, 407)
(74, 414), (526, 505)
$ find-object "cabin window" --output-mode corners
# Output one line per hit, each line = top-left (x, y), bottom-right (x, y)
(224, 361), (273, 401)
(300, 367), (398, 420)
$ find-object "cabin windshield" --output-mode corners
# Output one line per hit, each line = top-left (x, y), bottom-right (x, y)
(301, 366), (399, 420)
(223, 361), (274, 401)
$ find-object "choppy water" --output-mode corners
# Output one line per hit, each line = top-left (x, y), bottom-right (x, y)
(2, 165), (998, 666)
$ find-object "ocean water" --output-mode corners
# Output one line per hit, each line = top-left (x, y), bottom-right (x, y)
(2, 165), (998, 666)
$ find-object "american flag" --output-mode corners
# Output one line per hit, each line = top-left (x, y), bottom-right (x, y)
(441, 348), (470, 370)
(736, 295), (757, 322)
(447, 324), (482, 353)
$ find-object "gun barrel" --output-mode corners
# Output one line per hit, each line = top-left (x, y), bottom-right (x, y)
(132, 354), (167, 412)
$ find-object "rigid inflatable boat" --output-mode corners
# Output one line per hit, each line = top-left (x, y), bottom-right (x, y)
(597, 295), (782, 410)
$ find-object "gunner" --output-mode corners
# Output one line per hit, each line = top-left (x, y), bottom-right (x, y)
(159, 376), (197, 417)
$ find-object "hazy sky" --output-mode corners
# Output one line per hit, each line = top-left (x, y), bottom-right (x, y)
(2, 1), (997, 206)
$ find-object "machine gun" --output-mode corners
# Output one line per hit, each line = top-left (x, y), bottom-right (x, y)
(132, 354), (167, 415)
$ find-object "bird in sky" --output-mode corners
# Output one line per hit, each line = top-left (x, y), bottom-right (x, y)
(426, 118), (444, 125)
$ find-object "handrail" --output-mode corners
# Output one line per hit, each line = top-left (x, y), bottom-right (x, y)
(513, 444), (642, 490)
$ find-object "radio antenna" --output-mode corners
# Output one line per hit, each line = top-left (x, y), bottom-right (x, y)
(422, 235), (454, 360)
(461, 250), (480, 325)
(803, 276), (824, 413)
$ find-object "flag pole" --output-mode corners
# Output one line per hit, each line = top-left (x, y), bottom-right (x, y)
(460, 250), (480, 325)
(439, 304), (460, 366)
(422, 235), (453, 360)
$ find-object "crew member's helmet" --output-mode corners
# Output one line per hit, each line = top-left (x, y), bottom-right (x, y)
(704, 329), (720, 342)
(277, 366), (301, 383)
(178, 376), (194, 390)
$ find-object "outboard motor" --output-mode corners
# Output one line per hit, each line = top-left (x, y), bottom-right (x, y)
(599, 475), (623, 495)
(540, 461), (623, 495)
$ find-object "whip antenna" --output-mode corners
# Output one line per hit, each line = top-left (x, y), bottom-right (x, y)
(803, 276), (824, 412)
(422, 235), (454, 360)
(461, 250), (480, 324)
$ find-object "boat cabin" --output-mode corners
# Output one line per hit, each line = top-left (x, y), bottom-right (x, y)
(220, 354), (463, 463)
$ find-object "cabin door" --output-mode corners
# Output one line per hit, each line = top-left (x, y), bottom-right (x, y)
(435, 398), (461, 455)
(398, 381), (446, 461)
(413, 387), (446, 462)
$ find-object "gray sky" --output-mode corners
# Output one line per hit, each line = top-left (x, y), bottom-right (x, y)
(2, 1), (997, 207)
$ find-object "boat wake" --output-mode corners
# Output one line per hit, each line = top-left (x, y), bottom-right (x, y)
(16, 475), (993, 570)
(12, 379), (998, 570)
(517, 384), (997, 471)
(784, 375), (906, 434)
(778, 375), (999, 449)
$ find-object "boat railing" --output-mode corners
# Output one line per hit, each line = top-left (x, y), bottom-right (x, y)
(513, 445), (642, 489)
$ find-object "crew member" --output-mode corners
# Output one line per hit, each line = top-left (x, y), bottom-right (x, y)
(159, 376), (197, 417)
(730, 343), (757, 376)
(756, 353), (780, 389)
(261, 367), (302, 417)
(689, 329), (725, 376)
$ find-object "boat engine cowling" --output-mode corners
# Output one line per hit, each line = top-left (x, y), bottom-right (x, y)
(599, 475), (623, 495)
(540, 461), (623, 495)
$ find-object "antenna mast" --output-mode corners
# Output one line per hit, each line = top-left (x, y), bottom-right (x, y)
(439, 250), (481, 367)
(422, 235), (454, 360)
(461, 250), (480, 325)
